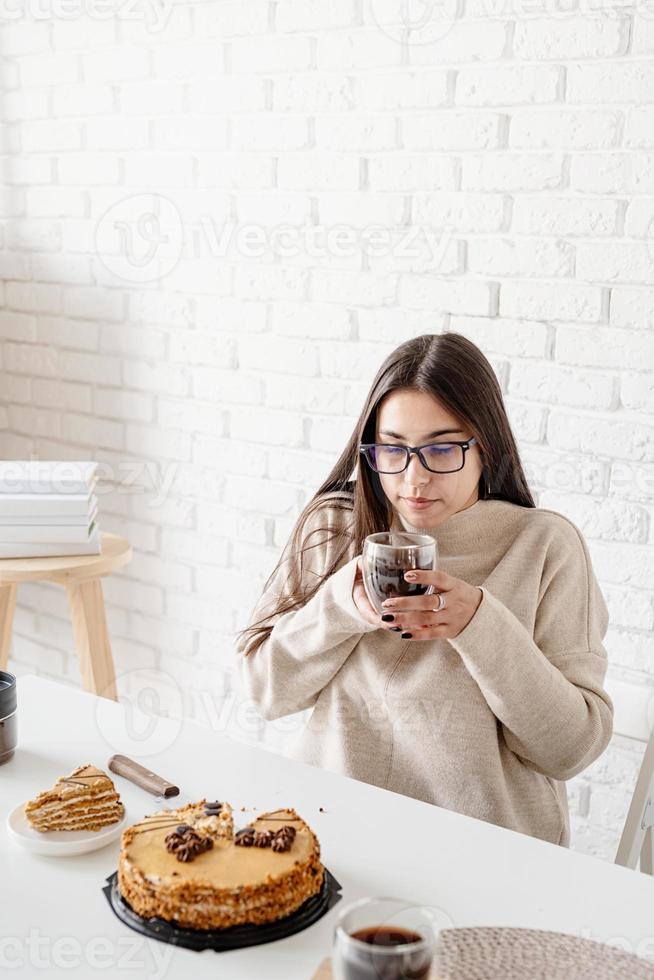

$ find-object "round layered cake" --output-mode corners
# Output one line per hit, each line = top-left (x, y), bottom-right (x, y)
(117, 799), (324, 930)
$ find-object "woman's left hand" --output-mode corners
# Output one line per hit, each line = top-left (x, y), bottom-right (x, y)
(379, 569), (483, 640)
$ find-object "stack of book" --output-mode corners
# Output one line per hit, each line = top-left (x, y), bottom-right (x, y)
(0, 461), (101, 559)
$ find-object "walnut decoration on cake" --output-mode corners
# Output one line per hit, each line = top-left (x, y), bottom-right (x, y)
(24, 763), (125, 832)
(117, 799), (324, 930)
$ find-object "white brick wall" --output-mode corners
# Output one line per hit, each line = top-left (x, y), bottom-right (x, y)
(0, 3), (652, 864)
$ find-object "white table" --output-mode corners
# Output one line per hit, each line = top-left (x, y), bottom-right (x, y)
(3, 674), (654, 979)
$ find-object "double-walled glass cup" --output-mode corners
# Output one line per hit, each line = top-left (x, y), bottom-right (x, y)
(333, 896), (441, 980)
(362, 532), (437, 615)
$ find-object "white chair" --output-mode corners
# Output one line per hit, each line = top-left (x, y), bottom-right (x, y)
(609, 678), (654, 873)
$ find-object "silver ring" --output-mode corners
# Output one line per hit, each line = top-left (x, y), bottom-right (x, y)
(431, 592), (446, 613)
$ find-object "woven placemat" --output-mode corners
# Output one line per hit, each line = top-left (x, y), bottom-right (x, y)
(437, 927), (654, 979)
(313, 925), (654, 979)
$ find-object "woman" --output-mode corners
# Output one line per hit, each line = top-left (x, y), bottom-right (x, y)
(235, 333), (613, 847)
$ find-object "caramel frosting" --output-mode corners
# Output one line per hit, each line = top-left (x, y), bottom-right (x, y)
(123, 799), (234, 853)
(117, 801), (324, 930)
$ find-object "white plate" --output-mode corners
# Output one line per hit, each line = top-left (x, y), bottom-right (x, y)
(6, 802), (128, 856)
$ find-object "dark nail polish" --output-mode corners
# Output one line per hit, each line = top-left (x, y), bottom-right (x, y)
(401, 632), (412, 639)
(381, 613), (395, 622)
(390, 626), (402, 632)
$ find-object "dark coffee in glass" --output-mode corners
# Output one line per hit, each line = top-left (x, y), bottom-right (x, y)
(333, 898), (438, 980)
(344, 926), (431, 980)
(362, 533), (437, 614)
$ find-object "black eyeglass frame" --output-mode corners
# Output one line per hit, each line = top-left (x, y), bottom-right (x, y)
(359, 436), (479, 474)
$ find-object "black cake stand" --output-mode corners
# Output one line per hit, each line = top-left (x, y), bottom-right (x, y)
(102, 867), (343, 952)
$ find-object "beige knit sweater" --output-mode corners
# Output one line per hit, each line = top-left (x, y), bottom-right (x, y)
(237, 492), (614, 847)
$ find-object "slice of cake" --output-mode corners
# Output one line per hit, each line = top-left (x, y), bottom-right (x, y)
(117, 800), (323, 929)
(24, 763), (125, 832)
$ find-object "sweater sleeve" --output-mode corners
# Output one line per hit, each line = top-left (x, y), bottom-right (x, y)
(235, 501), (378, 721)
(447, 519), (614, 781)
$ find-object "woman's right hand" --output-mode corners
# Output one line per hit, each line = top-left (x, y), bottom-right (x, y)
(352, 556), (383, 628)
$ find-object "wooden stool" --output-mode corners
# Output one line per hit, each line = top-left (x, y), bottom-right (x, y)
(0, 532), (132, 701)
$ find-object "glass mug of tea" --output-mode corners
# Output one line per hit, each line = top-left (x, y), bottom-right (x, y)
(362, 532), (438, 615)
(333, 896), (441, 980)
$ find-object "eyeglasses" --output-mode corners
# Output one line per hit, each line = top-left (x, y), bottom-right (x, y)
(359, 437), (478, 474)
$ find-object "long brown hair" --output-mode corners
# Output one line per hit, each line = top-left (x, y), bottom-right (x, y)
(237, 332), (535, 657)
